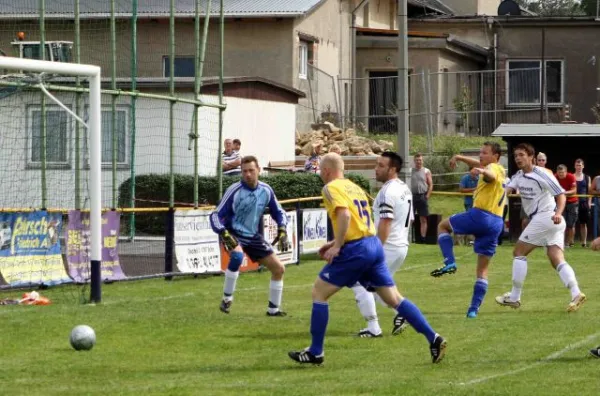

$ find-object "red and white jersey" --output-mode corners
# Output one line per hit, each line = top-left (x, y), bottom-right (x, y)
(508, 166), (564, 217)
(373, 178), (413, 248)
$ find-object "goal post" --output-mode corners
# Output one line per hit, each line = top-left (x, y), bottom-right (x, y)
(0, 56), (103, 303)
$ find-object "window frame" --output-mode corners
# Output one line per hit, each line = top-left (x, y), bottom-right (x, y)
(27, 104), (72, 169)
(162, 55), (196, 78)
(298, 41), (308, 80)
(505, 59), (565, 107)
(85, 105), (130, 168)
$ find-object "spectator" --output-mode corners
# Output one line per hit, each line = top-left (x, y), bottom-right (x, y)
(574, 159), (592, 247)
(222, 139), (241, 176)
(459, 166), (479, 211)
(410, 153), (433, 243)
(555, 164), (578, 247)
(329, 144), (342, 155)
(536, 152), (553, 175)
(233, 138), (241, 153)
(304, 142), (322, 173)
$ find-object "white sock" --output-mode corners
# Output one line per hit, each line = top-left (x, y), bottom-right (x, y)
(268, 279), (284, 313)
(351, 284), (381, 335)
(510, 256), (528, 302)
(223, 269), (239, 302)
(557, 263), (581, 300)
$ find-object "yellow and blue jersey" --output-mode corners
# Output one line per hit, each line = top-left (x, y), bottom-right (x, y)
(322, 178), (375, 242)
(473, 163), (506, 217)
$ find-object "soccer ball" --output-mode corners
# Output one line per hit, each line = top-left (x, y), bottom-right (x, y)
(69, 325), (96, 351)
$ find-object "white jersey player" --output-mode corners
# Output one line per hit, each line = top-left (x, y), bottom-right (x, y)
(352, 152), (413, 338)
(495, 143), (586, 312)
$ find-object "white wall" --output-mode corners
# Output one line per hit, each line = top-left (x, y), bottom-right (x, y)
(0, 91), (296, 209)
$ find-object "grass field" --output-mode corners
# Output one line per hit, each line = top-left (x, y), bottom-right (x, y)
(1, 244), (599, 395)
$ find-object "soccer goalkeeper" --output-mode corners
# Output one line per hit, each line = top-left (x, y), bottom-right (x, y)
(210, 155), (290, 316)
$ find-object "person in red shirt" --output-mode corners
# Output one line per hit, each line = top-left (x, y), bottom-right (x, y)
(555, 164), (578, 247)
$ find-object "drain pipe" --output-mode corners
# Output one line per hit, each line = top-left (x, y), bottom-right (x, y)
(351, 0), (369, 127)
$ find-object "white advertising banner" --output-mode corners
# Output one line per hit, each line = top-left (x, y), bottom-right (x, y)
(174, 210), (221, 273)
(300, 209), (328, 254)
(262, 211), (298, 265)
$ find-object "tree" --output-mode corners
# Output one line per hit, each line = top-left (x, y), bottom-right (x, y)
(514, 0), (587, 16)
(580, 0), (600, 16)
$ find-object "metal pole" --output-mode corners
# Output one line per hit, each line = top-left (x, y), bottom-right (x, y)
(397, 0), (410, 180)
(169, 0), (175, 207)
(74, 0), (81, 210)
(129, 0), (138, 239)
(111, 0), (117, 208)
(217, 0), (225, 199)
(424, 69), (434, 152)
(540, 28), (545, 124)
(89, 72), (103, 303)
(493, 33), (498, 129)
(39, 0), (47, 209)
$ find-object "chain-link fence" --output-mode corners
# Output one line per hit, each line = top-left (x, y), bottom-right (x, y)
(297, 65), (340, 132)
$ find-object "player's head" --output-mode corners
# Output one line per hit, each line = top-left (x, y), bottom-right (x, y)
(575, 158), (584, 172)
(513, 143), (535, 170)
(536, 152), (547, 167)
(413, 153), (423, 169)
(232, 139), (241, 151)
(480, 141), (501, 166)
(241, 156), (260, 187)
(320, 153), (344, 184)
(224, 138), (233, 153)
(376, 151), (403, 183)
(556, 164), (568, 179)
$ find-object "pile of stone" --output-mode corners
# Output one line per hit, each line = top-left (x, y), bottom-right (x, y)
(295, 122), (394, 156)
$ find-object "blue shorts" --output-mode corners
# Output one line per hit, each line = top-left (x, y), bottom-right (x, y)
(230, 230), (273, 262)
(318, 236), (395, 290)
(449, 208), (504, 257)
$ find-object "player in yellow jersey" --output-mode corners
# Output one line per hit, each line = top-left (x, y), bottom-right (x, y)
(289, 153), (447, 365)
(430, 142), (507, 319)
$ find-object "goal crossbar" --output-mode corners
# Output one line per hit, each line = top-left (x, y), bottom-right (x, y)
(0, 56), (103, 303)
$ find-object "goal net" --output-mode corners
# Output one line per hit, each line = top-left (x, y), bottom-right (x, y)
(0, 57), (103, 303)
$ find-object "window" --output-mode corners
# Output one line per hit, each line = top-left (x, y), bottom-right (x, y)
(506, 60), (564, 106)
(163, 56), (195, 77)
(13, 41), (72, 62)
(29, 107), (70, 165)
(298, 40), (314, 79)
(101, 109), (128, 165)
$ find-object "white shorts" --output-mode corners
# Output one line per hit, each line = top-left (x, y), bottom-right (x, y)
(383, 245), (408, 274)
(519, 213), (565, 249)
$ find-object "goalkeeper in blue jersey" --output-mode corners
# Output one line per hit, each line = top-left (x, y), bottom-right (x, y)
(210, 155), (290, 316)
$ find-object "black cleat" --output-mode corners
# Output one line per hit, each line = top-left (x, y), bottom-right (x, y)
(430, 263), (457, 277)
(357, 329), (383, 338)
(288, 349), (324, 365)
(266, 310), (287, 317)
(590, 346), (600, 359)
(392, 314), (408, 336)
(430, 334), (447, 364)
(219, 299), (232, 314)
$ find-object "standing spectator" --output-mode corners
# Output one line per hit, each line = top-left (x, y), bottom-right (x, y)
(536, 152), (553, 175)
(222, 139), (241, 176)
(555, 164), (578, 247)
(304, 142), (322, 173)
(410, 153), (433, 243)
(459, 166), (479, 211)
(574, 159), (592, 247)
(232, 138), (241, 153)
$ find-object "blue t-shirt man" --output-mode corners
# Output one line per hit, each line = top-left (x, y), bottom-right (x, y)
(459, 169), (480, 211)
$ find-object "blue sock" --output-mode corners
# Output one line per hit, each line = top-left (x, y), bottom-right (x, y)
(308, 302), (329, 356)
(469, 278), (488, 313)
(396, 299), (436, 344)
(438, 233), (455, 265)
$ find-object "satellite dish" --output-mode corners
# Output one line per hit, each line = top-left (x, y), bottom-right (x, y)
(498, 0), (522, 16)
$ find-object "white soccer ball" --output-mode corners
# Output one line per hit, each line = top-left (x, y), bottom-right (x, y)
(70, 325), (96, 351)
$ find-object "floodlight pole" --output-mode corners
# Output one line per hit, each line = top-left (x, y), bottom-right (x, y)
(397, 0), (410, 182)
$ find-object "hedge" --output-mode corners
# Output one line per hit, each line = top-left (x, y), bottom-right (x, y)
(118, 172), (371, 235)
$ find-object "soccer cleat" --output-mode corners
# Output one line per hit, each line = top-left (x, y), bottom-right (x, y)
(495, 292), (521, 309)
(430, 263), (457, 277)
(391, 314), (408, 336)
(590, 346), (600, 358)
(219, 299), (232, 314)
(466, 310), (478, 319)
(357, 329), (383, 338)
(266, 310), (287, 317)
(430, 335), (447, 364)
(567, 293), (587, 312)
(288, 348), (324, 365)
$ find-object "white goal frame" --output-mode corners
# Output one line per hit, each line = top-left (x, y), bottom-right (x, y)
(0, 57), (103, 302)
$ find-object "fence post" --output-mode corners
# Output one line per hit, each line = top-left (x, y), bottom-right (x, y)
(424, 68), (434, 152)
(164, 208), (175, 280)
(296, 202), (302, 265)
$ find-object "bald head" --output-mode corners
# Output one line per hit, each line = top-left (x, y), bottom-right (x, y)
(321, 153), (344, 172)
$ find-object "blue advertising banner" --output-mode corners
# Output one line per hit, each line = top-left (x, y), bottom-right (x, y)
(0, 211), (71, 287)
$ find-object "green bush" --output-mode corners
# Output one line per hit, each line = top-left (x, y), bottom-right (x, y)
(118, 172), (371, 235)
(425, 155), (468, 192)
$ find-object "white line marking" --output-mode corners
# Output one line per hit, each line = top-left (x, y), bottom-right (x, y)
(458, 332), (600, 386)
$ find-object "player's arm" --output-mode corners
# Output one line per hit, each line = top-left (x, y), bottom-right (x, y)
(425, 169), (433, 199)
(333, 207), (351, 249)
(564, 175), (577, 195)
(539, 171), (566, 221)
(591, 176), (600, 195)
(267, 187), (290, 251)
(449, 154), (480, 169)
(587, 175), (593, 206)
(376, 196), (395, 244)
(210, 186), (239, 250)
(479, 164), (499, 183)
